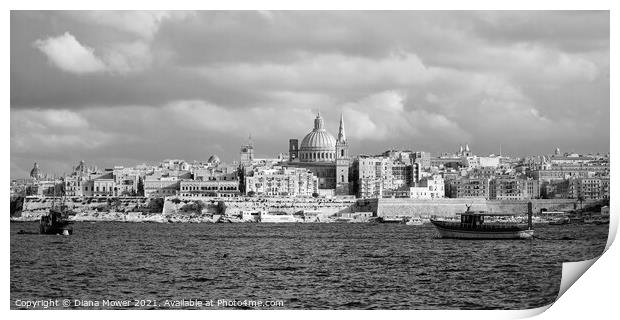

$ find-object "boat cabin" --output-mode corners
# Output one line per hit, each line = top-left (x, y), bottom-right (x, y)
(460, 212), (486, 228)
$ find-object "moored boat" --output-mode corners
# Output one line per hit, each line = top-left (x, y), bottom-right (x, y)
(430, 205), (534, 240)
(40, 204), (73, 235)
(549, 216), (570, 225)
(378, 216), (405, 224)
(406, 217), (424, 226)
(259, 211), (298, 223)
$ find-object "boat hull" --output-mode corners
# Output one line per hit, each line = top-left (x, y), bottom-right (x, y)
(431, 220), (534, 239)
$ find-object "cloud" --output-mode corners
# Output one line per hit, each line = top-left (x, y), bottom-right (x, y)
(102, 41), (153, 74)
(64, 11), (186, 39)
(11, 11), (610, 178)
(342, 91), (471, 145)
(194, 52), (430, 92)
(34, 32), (153, 75)
(33, 32), (107, 74)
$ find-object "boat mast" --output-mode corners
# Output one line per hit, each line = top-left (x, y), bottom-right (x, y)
(527, 202), (533, 230)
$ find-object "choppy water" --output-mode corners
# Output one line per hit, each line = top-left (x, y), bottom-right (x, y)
(10, 222), (608, 310)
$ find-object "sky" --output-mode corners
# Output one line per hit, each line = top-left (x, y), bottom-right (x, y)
(10, 11), (610, 178)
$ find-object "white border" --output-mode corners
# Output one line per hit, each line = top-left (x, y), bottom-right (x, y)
(3, 2), (617, 320)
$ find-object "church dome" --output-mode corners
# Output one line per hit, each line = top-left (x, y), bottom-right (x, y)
(208, 155), (221, 164)
(299, 112), (336, 162)
(30, 162), (42, 179)
(300, 131), (336, 150)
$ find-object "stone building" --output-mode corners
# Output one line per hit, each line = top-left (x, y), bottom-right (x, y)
(489, 177), (539, 200)
(179, 180), (240, 197)
(446, 177), (490, 199)
(285, 112), (350, 196)
(244, 166), (318, 197)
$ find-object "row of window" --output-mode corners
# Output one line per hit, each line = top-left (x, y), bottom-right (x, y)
(182, 186), (238, 191)
(301, 152), (335, 160)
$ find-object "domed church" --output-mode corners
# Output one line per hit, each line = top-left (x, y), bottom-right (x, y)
(287, 112), (351, 196)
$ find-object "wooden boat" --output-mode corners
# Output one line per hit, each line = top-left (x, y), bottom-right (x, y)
(40, 187), (74, 235)
(430, 205), (533, 239)
(40, 205), (73, 235)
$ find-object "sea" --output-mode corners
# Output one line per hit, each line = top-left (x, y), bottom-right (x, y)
(10, 222), (609, 310)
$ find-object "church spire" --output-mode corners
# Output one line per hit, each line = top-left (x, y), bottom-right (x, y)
(337, 112), (346, 143)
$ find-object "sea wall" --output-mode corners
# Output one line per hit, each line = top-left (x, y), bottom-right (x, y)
(13, 196), (161, 222)
(162, 196), (363, 216)
(376, 198), (601, 217)
(13, 196), (601, 222)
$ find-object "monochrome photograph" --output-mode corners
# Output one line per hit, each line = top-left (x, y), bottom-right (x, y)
(9, 10), (611, 311)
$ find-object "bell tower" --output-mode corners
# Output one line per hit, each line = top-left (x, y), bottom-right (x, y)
(335, 113), (350, 195)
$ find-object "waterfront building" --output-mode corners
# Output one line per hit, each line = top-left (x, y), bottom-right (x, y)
(143, 174), (181, 197)
(567, 177), (610, 200)
(91, 172), (115, 197)
(418, 175), (445, 198)
(540, 179), (570, 199)
(179, 180), (240, 197)
(352, 155), (416, 198)
(112, 167), (140, 196)
(244, 166), (318, 197)
(285, 112), (350, 196)
(446, 177), (490, 199)
(489, 177), (539, 200)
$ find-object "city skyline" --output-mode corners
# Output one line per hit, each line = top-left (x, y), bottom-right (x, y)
(11, 11), (610, 178)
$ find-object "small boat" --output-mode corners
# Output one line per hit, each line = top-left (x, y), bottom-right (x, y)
(40, 205), (73, 235)
(259, 211), (297, 223)
(584, 216), (610, 225)
(378, 216), (405, 224)
(40, 184), (74, 235)
(549, 216), (570, 225)
(406, 217), (424, 226)
(430, 205), (533, 239)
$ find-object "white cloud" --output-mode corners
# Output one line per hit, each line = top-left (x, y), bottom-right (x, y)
(34, 33), (153, 75)
(33, 32), (107, 74)
(341, 91), (471, 144)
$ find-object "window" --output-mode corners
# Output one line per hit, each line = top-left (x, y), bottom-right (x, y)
(341, 149), (344, 157)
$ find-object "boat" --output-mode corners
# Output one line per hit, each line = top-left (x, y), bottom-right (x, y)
(549, 216), (570, 225)
(259, 211), (298, 223)
(406, 217), (424, 226)
(584, 216), (610, 225)
(430, 205), (534, 239)
(334, 216), (354, 223)
(378, 216), (405, 224)
(40, 197), (74, 235)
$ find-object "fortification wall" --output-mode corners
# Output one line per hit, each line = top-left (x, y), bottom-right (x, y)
(16, 196), (155, 221)
(14, 196), (600, 222)
(376, 198), (601, 217)
(163, 196), (359, 216)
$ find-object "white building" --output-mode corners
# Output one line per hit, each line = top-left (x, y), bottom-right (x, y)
(245, 166), (318, 197)
(462, 156), (500, 169)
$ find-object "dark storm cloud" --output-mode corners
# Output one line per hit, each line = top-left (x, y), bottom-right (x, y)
(10, 11), (609, 178)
